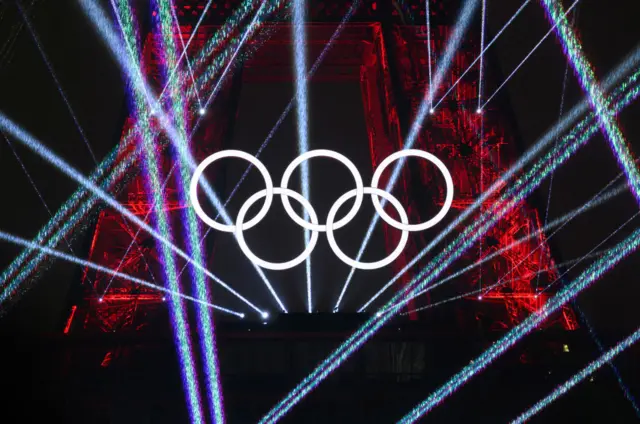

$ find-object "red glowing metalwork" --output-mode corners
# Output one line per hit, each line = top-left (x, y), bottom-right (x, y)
(65, 11), (575, 334)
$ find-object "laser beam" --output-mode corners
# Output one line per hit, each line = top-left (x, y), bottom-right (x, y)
(540, 0), (640, 207)
(0, 229), (241, 316)
(292, 0), (313, 313)
(511, 325), (640, 423)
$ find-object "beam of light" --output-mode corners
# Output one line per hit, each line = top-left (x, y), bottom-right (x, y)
(535, 8), (576, 293)
(540, 209), (640, 295)
(476, 0), (486, 112)
(540, 0), (640, 208)
(0, 114), (265, 316)
(111, 3), (204, 422)
(259, 61), (640, 423)
(572, 304), (640, 417)
(156, 2), (225, 422)
(86, 0), (285, 313)
(292, 0), (312, 313)
(18, 0), (159, 288)
(511, 325), (640, 424)
(168, 0), (203, 110)
(16, 0), (97, 162)
(431, 0), (531, 111)
(425, 0), (433, 111)
(0, 0), (282, 306)
(480, 0), (580, 109)
(191, 0), (274, 130)
(0, 229), (242, 317)
(399, 226), (640, 423)
(383, 176), (629, 312)
(334, 0), (481, 312)
(358, 44), (640, 313)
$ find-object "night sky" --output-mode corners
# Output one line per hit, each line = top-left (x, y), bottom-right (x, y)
(0, 0), (639, 339)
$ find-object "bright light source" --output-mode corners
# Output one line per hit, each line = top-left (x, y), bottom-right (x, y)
(477, 295), (483, 300)
(375, 311), (382, 318)
(261, 311), (269, 319)
(476, 108), (483, 114)
(98, 297), (104, 303)
(563, 344), (570, 353)
(162, 296), (166, 301)
(240, 313), (245, 319)
(429, 108), (435, 114)
(198, 108), (206, 116)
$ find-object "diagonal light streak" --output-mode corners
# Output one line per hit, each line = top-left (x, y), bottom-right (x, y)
(572, 303), (640, 417)
(431, 0), (531, 111)
(511, 325), (640, 424)
(539, 0), (640, 207)
(425, 0), (433, 111)
(156, 0), (225, 420)
(334, 0), (481, 311)
(168, 0), (203, 111)
(0, 229), (242, 316)
(480, 0), (580, 109)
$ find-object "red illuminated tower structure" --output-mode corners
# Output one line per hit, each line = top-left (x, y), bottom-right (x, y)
(64, 0), (576, 342)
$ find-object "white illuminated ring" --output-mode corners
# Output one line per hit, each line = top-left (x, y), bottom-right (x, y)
(326, 187), (409, 270)
(190, 150), (273, 233)
(371, 149), (454, 231)
(280, 149), (364, 232)
(235, 187), (320, 270)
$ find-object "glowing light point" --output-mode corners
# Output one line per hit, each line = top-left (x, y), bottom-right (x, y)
(162, 296), (166, 301)
(261, 311), (269, 319)
(198, 107), (206, 116)
(240, 313), (246, 319)
(429, 108), (435, 114)
(375, 311), (382, 318)
(477, 295), (483, 300)
(476, 108), (483, 114)
(98, 297), (103, 303)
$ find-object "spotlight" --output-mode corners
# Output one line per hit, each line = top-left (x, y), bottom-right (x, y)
(476, 108), (483, 114)
(261, 311), (269, 319)
(477, 295), (483, 300)
(98, 297), (104, 303)
(162, 296), (166, 301)
(240, 313), (246, 319)
(375, 311), (382, 318)
(429, 108), (435, 114)
(198, 108), (206, 116)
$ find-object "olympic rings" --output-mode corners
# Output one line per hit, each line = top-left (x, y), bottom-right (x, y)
(190, 149), (453, 270)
